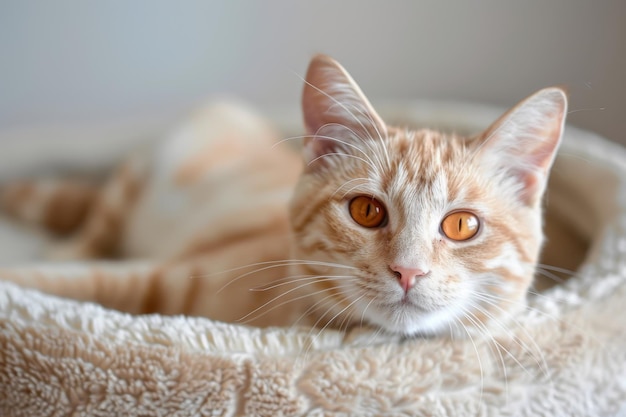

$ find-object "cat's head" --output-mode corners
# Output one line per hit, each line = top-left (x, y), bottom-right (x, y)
(290, 55), (567, 336)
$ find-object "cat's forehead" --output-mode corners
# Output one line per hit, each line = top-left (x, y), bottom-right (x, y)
(322, 127), (475, 216)
(387, 127), (469, 166)
(380, 127), (472, 189)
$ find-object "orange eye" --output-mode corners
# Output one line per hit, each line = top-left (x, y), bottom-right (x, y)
(441, 211), (480, 241)
(349, 196), (387, 228)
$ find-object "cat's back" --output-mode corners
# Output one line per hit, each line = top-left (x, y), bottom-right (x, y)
(122, 102), (303, 260)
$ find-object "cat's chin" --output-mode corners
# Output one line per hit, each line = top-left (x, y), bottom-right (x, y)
(366, 303), (465, 337)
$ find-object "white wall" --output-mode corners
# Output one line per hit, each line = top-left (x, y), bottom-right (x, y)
(1, 0), (624, 144)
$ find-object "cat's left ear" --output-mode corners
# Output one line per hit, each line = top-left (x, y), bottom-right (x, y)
(477, 87), (568, 206)
(301, 54), (387, 165)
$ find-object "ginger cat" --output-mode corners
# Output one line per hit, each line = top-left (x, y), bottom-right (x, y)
(0, 55), (567, 336)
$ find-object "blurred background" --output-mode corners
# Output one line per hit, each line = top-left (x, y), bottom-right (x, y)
(1, 0), (625, 144)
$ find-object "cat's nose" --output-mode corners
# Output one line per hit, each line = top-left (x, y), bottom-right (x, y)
(389, 265), (429, 292)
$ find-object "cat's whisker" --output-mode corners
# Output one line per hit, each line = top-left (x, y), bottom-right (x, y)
(237, 281), (357, 324)
(451, 314), (485, 402)
(247, 273), (313, 290)
(300, 293), (367, 363)
(345, 102), (391, 169)
(468, 293), (552, 380)
(369, 326), (386, 345)
(337, 180), (376, 201)
(534, 263), (577, 274)
(300, 75), (386, 161)
(330, 104), (387, 174)
(525, 289), (580, 304)
(447, 319), (461, 341)
(479, 289), (605, 348)
(460, 307), (510, 402)
(465, 303), (537, 382)
(271, 134), (308, 148)
(567, 106), (605, 115)
(293, 291), (362, 366)
(534, 268), (565, 284)
(249, 274), (355, 292)
(331, 177), (373, 201)
(209, 259), (356, 294)
(193, 258), (356, 279)
(289, 291), (341, 330)
(337, 304), (359, 334)
(308, 151), (375, 171)
(300, 72), (392, 179)
(358, 296), (376, 328)
(303, 126), (380, 172)
(527, 265), (577, 293)
(310, 293), (364, 335)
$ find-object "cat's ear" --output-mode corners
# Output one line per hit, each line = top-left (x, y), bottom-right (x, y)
(476, 87), (568, 206)
(301, 54), (387, 164)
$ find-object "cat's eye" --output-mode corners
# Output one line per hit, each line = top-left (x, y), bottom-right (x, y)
(441, 211), (480, 241)
(349, 196), (387, 228)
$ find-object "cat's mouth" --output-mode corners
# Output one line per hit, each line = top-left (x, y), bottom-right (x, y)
(378, 296), (425, 312)
(399, 294), (415, 306)
(374, 289), (454, 315)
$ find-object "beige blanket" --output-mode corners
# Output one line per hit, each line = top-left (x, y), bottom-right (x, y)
(1, 102), (625, 416)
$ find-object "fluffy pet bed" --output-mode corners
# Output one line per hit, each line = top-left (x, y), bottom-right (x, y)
(1, 101), (625, 416)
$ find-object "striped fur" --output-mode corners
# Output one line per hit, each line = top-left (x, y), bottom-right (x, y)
(0, 56), (567, 336)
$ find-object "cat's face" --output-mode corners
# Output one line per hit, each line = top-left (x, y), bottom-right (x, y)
(290, 55), (567, 336)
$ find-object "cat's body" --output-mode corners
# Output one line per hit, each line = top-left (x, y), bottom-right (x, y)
(1, 102), (305, 327)
(0, 55), (567, 336)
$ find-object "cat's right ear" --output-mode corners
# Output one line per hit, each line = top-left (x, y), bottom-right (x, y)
(301, 54), (387, 165)
(475, 87), (568, 206)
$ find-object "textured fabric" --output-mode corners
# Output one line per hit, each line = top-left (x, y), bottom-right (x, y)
(1, 102), (625, 416)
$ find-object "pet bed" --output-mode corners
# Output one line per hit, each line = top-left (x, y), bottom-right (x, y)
(1, 101), (625, 416)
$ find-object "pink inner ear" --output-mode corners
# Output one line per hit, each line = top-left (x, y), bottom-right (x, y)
(479, 87), (567, 206)
(301, 55), (387, 165)
(302, 134), (340, 164)
(516, 169), (541, 206)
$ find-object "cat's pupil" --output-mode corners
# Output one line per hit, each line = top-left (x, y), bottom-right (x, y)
(349, 196), (387, 228)
(441, 211), (480, 241)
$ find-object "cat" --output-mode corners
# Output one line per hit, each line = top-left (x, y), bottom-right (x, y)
(0, 54), (567, 337)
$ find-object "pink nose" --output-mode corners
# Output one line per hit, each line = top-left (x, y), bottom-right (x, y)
(390, 265), (429, 293)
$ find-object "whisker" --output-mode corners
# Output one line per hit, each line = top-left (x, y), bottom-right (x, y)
(567, 107), (605, 115)
(192, 258), (355, 279)
(299, 75), (385, 156)
(308, 152), (375, 170)
(336, 180), (376, 201)
(359, 296), (376, 327)
(299, 293), (367, 363)
(535, 263), (578, 276)
(347, 103), (391, 168)
(329, 177), (373, 201)
(452, 314), (485, 402)
(469, 293), (553, 380)
(329, 104), (387, 174)
(249, 274), (355, 292)
(205, 259), (355, 294)
(289, 291), (342, 330)
(461, 308), (510, 403)
(534, 268), (565, 284)
(280, 128), (380, 174)
(237, 281), (357, 324)
(309, 126), (380, 170)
